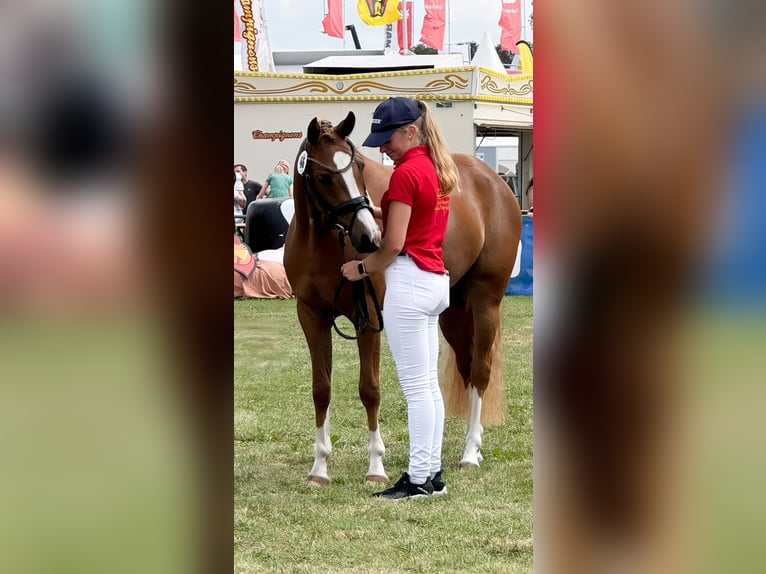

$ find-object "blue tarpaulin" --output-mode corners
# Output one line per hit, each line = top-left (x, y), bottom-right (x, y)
(506, 215), (533, 296)
(703, 104), (766, 305)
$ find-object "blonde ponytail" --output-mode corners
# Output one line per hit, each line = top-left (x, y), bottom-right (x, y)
(414, 100), (459, 196)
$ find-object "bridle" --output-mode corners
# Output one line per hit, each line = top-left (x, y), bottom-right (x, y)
(302, 138), (374, 236)
(300, 137), (384, 340)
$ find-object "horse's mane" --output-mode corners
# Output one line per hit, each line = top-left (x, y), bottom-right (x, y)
(314, 119), (338, 142)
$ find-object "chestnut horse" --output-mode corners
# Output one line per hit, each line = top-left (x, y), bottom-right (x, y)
(284, 111), (521, 486)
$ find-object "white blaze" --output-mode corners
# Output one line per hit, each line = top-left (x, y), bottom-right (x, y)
(334, 151), (382, 247)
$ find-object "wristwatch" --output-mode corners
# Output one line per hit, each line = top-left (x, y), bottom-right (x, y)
(357, 261), (367, 276)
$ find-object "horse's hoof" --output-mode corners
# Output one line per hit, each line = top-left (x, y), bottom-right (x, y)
(365, 474), (388, 484)
(458, 460), (480, 469)
(306, 475), (330, 487)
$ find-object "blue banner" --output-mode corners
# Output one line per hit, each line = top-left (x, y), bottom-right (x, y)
(506, 215), (533, 296)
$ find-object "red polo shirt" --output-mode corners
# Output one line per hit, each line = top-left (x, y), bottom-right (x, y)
(381, 145), (450, 274)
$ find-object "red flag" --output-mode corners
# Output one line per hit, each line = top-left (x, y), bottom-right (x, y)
(322, 0), (344, 39)
(397, 2), (414, 53)
(498, 0), (522, 54)
(420, 1), (446, 50)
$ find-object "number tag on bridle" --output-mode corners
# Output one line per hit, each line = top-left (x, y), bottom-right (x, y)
(297, 150), (308, 175)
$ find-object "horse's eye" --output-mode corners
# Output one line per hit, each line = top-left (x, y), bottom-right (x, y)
(317, 174), (333, 185)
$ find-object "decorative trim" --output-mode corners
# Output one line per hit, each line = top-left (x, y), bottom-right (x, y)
(234, 94), (476, 103)
(475, 94), (533, 105)
(478, 75), (533, 100)
(235, 66), (475, 80)
(233, 65), (534, 105)
(477, 66), (533, 82)
(234, 74), (469, 98)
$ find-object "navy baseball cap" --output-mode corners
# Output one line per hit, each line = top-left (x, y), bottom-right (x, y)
(362, 98), (422, 147)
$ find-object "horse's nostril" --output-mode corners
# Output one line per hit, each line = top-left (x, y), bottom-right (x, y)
(357, 235), (379, 254)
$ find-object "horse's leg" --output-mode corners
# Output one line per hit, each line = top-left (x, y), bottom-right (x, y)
(356, 330), (388, 483)
(439, 298), (473, 384)
(461, 384), (485, 468)
(297, 299), (333, 486)
(440, 291), (487, 468)
(460, 291), (504, 469)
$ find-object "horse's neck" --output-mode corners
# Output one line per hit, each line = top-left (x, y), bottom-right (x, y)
(292, 180), (334, 240)
(360, 153), (393, 206)
(292, 176), (314, 228)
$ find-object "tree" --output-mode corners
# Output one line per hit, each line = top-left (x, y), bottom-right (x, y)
(466, 42), (513, 68)
(410, 43), (438, 55)
(495, 45), (513, 66)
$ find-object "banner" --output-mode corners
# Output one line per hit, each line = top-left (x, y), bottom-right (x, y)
(322, 0), (345, 38)
(384, 23), (394, 52)
(234, 0), (244, 69)
(233, 3), (241, 40)
(420, 1), (446, 50)
(397, 2), (414, 53)
(235, 0), (275, 72)
(498, 0), (522, 54)
(357, 0), (401, 26)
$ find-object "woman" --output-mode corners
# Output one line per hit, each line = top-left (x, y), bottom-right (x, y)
(257, 160), (293, 199)
(341, 97), (458, 500)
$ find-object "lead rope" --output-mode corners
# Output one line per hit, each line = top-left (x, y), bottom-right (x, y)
(331, 227), (384, 340)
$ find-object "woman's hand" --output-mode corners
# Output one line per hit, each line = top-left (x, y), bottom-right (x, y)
(340, 260), (366, 282)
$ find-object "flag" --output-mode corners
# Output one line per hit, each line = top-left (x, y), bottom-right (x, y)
(322, 0), (344, 39)
(420, 1), (446, 51)
(498, 0), (522, 54)
(357, 0), (401, 26)
(235, 0), (275, 72)
(397, 2), (414, 53)
(234, 0), (244, 70)
(252, 0), (275, 72)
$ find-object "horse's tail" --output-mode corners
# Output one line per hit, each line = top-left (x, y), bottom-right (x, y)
(439, 335), (506, 426)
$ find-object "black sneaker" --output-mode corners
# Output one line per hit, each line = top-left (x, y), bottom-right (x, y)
(371, 472), (434, 500)
(431, 469), (447, 496)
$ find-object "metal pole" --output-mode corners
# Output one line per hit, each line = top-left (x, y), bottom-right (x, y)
(402, 1), (409, 54)
(522, 0), (527, 42)
(346, 25), (362, 49)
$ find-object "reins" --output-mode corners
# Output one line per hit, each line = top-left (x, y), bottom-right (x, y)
(330, 226), (384, 340)
(301, 137), (384, 340)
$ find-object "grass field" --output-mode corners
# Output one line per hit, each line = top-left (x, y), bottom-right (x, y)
(234, 296), (533, 573)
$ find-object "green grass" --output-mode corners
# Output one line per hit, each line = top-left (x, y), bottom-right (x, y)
(235, 296), (533, 574)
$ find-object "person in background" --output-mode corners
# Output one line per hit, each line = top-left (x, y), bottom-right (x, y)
(234, 163), (262, 210)
(525, 177), (534, 214)
(234, 171), (246, 216)
(341, 97), (455, 500)
(257, 160), (293, 199)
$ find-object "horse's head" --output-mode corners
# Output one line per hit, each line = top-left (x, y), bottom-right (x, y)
(298, 111), (381, 253)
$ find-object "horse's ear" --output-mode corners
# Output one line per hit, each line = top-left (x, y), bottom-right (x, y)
(307, 117), (321, 145)
(336, 111), (355, 140)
